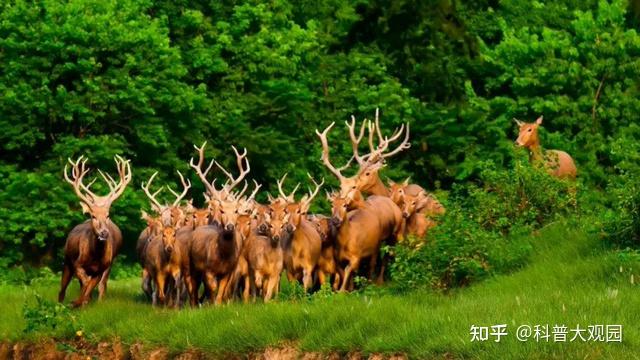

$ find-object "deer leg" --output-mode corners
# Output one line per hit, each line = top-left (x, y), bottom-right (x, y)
(172, 271), (182, 308)
(72, 267), (93, 307)
(340, 258), (360, 292)
(203, 272), (217, 304)
(333, 269), (342, 291)
(58, 264), (73, 303)
(317, 270), (326, 286)
(141, 268), (153, 301)
(73, 274), (100, 308)
(155, 273), (167, 306)
(240, 274), (250, 303)
(302, 267), (313, 292)
(264, 275), (279, 303)
(97, 266), (112, 300)
(376, 254), (388, 285)
(187, 273), (199, 308)
(215, 274), (230, 305)
(368, 254), (378, 281)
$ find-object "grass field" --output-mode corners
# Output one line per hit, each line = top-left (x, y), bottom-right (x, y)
(1, 219), (639, 359)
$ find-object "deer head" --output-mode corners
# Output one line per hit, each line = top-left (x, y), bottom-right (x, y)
(141, 171), (191, 228)
(514, 115), (543, 148)
(316, 109), (410, 197)
(141, 210), (163, 237)
(192, 208), (211, 228)
(64, 155), (132, 241)
(389, 178), (411, 205)
(327, 190), (354, 228)
(160, 224), (177, 254)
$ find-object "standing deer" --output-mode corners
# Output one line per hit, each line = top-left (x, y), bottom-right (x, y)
(316, 124), (404, 288)
(140, 171), (192, 307)
(188, 144), (252, 305)
(58, 155), (131, 307)
(268, 174), (324, 291)
(389, 180), (444, 239)
(514, 116), (577, 179)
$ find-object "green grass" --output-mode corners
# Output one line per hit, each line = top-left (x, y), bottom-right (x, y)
(1, 219), (639, 359)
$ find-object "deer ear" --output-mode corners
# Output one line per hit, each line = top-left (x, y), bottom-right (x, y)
(402, 177), (410, 186)
(80, 202), (91, 214)
(535, 115), (543, 125)
(513, 118), (524, 127)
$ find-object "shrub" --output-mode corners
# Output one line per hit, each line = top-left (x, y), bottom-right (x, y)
(388, 205), (531, 292)
(600, 125), (640, 248)
(464, 152), (576, 234)
(23, 294), (79, 336)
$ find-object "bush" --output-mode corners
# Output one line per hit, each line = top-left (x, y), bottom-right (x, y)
(388, 205), (531, 292)
(600, 125), (640, 248)
(23, 294), (79, 337)
(463, 152), (576, 234)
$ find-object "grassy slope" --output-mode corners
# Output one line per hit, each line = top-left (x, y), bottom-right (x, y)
(1, 220), (638, 359)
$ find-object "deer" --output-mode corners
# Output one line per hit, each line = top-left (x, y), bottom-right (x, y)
(187, 143), (252, 305)
(389, 180), (444, 239)
(267, 174), (324, 291)
(307, 213), (340, 289)
(327, 190), (397, 291)
(140, 171), (192, 307)
(232, 196), (283, 302)
(58, 155), (131, 307)
(514, 116), (577, 179)
(316, 124), (405, 288)
(137, 210), (163, 300)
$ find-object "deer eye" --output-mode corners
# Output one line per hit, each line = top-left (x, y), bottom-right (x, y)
(528, 128), (532, 132)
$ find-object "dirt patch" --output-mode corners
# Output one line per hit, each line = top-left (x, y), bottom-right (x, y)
(0, 341), (408, 360)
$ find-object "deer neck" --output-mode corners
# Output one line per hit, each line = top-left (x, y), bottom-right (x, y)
(367, 177), (389, 197)
(527, 142), (544, 163)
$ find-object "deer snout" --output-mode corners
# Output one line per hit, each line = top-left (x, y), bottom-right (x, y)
(258, 223), (268, 235)
(98, 230), (109, 241)
(273, 234), (280, 242)
(402, 211), (410, 219)
(165, 245), (174, 254)
(330, 217), (342, 228)
(225, 223), (235, 232)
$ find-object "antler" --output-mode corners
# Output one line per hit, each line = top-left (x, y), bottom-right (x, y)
(141, 171), (165, 213)
(316, 122), (349, 182)
(247, 180), (262, 202)
(345, 115), (368, 166)
(301, 173), (324, 210)
(64, 156), (98, 206)
(104, 155), (132, 204)
(215, 145), (250, 196)
(364, 108), (411, 163)
(276, 173), (300, 203)
(189, 142), (221, 197)
(167, 170), (191, 207)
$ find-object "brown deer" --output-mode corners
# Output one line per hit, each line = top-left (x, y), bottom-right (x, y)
(514, 116), (577, 179)
(58, 155), (131, 307)
(327, 190), (398, 291)
(140, 171), (192, 307)
(317, 120), (405, 288)
(137, 210), (162, 300)
(267, 174), (324, 291)
(187, 144), (251, 305)
(307, 213), (339, 289)
(389, 181), (444, 239)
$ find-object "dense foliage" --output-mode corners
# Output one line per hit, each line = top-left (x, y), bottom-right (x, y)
(1, 0), (638, 282)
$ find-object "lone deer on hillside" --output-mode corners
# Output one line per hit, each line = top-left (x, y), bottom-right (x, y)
(59, 155), (131, 307)
(514, 116), (577, 179)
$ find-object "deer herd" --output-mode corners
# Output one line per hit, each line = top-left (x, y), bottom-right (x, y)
(58, 112), (575, 308)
